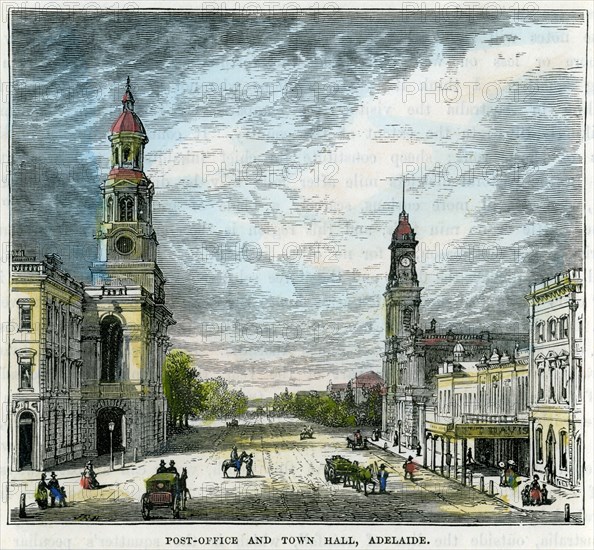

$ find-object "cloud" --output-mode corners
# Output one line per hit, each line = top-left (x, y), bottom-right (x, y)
(11, 10), (585, 397)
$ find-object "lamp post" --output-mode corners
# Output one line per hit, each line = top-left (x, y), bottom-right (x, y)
(108, 421), (115, 471)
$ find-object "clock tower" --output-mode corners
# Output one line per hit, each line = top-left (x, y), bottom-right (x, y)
(385, 181), (421, 339)
(90, 77), (165, 302)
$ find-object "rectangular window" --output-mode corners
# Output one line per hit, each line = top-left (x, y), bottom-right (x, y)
(20, 360), (32, 389)
(538, 367), (545, 401)
(576, 359), (582, 402)
(560, 432), (568, 470)
(536, 429), (543, 462)
(19, 305), (32, 330)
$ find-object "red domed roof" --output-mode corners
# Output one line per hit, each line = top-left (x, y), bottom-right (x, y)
(393, 212), (413, 238)
(110, 110), (145, 134)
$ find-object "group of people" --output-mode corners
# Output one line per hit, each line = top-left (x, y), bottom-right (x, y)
(156, 459), (179, 475)
(498, 459), (520, 489)
(522, 474), (549, 506)
(35, 472), (67, 509)
(231, 445), (255, 477)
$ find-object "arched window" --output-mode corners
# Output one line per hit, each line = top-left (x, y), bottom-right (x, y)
(559, 316), (568, 339)
(537, 359), (545, 401)
(113, 147), (120, 166)
(535, 426), (543, 462)
(536, 322), (545, 343)
(579, 319), (583, 338)
(137, 196), (146, 222)
(559, 430), (568, 470)
(122, 146), (131, 167)
(119, 196), (134, 222)
(548, 318), (557, 341)
(100, 315), (123, 382)
(106, 197), (113, 222)
(403, 308), (412, 330)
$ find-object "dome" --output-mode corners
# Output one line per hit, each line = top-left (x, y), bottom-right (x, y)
(110, 77), (146, 135)
(110, 110), (145, 134)
(453, 342), (465, 353)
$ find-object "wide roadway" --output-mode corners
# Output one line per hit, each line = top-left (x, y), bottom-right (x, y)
(12, 418), (570, 523)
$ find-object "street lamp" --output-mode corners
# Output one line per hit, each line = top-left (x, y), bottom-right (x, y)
(108, 421), (115, 471)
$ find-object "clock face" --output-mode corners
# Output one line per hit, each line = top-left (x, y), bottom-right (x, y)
(400, 256), (411, 267)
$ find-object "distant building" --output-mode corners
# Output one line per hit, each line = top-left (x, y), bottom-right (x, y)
(425, 348), (530, 481)
(328, 370), (385, 402)
(525, 269), (583, 489)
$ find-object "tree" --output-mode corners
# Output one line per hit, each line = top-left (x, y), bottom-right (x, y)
(162, 350), (201, 428)
(199, 377), (248, 420)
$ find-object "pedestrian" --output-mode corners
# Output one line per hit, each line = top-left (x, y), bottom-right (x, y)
(156, 459), (167, 474)
(246, 454), (254, 477)
(393, 432), (399, 448)
(416, 442), (422, 457)
(403, 456), (416, 480)
(498, 461), (507, 487)
(545, 457), (554, 484)
(466, 448), (473, 465)
(47, 472), (65, 507)
(35, 473), (49, 509)
(541, 483), (548, 505)
(377, 464), (389, 493)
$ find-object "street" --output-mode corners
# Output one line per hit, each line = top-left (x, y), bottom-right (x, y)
(10, 418), (579, 523)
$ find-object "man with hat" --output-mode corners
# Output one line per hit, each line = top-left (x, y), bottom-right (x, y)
(157, 459), (167, 474)
(377, 464), (389, 493)
(246, 454), (254, 477)
(166, 460), (179, 475)
(48, 472), (65, 507)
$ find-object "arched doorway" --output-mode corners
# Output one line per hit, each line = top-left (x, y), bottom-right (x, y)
(18, 412), (35, 470)
(100, 315), (123, 382)
(546, 425), (556, 482)
(96, 407), (125, 455)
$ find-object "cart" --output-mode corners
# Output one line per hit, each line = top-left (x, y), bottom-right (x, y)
(324, 455), (357, 484)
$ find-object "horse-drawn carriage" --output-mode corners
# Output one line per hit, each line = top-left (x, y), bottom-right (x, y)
(226, 418), (239, 427)
(141, 473), (183, 520)
(346, 430), (368, 450)
(300, 426), (314, 440)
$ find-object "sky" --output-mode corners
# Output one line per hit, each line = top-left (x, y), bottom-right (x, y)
(11, 10), (585, 397)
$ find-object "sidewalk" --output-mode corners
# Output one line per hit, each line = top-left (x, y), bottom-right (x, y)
(369, 437), (582, 515)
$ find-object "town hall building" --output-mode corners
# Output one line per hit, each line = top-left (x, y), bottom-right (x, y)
(10, 79), (175, 471)
(381, 184), (527, 459)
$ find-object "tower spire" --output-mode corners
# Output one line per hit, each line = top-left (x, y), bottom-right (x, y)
(122, 76), (135, 112)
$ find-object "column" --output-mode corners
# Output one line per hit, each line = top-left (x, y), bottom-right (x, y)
(461, 438), (467, 486)
(431, 436), (437, 471)
(453, 438), (458, 480)
(440, 437), (445, 476)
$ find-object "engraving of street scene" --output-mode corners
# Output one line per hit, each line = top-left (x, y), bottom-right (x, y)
(7, 8), (586, 525)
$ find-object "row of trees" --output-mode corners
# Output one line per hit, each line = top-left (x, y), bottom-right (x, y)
(163, 349), (248, 427)
(271, 381), (383, 427)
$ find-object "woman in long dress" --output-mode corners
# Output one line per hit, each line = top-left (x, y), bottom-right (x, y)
(34, 473), (49, 509)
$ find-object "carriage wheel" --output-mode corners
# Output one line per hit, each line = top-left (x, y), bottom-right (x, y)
(141, 494), (151, 521)
(324, 465), (330, 481)
(328, 466), (338, 483)
(173, 495), (181, 519)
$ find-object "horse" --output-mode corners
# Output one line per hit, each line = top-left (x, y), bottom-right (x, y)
(179, 467), (191, 510)
(350, 465), (377, 496)
(221, 451), (248, 478)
